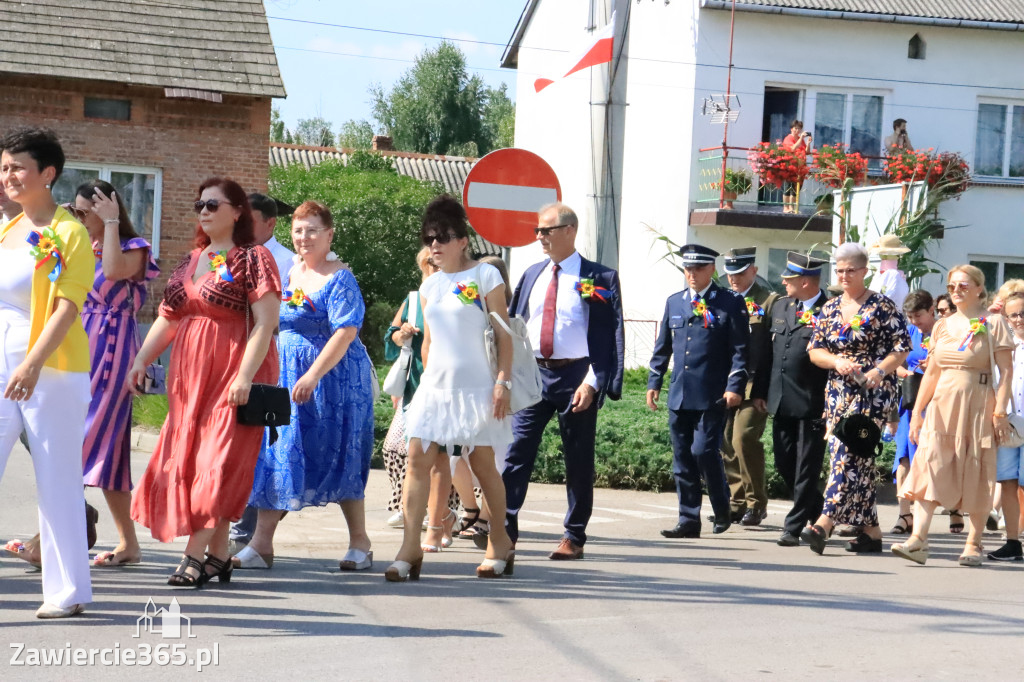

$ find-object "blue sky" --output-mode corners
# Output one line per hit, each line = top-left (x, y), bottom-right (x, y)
(265, 1), (526, 133)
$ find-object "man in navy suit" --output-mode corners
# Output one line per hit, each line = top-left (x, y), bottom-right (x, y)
(647, 244), (749, 538)
(502, 202), (624, 560)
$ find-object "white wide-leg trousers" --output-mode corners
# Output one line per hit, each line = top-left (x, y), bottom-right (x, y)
(0, 313), (92, 608)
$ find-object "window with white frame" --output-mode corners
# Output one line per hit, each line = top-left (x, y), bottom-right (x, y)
(974, 102), (1024, 178)
(51, 163), (163, 257)
(969, 257), (1024, 289)
(811, 92), (884, 162)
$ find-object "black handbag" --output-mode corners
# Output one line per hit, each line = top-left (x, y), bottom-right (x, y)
(833, 412), (882, 459)
(901, 373), (923, 411)
(237, 383), (290, 444)
(235, 247), (291, 445)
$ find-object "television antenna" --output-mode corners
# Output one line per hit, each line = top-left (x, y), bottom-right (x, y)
(701, 93), (740, 124)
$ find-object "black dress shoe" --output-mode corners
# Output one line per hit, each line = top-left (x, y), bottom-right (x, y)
(844, 533), (882, 553)
(712, 518), (731, 534)
(777, 531), (800, 547)
(806, 524), (827, 555)
(661, 524), (701, 539)
(740, 508), (767, 527)
(709, 510), (744, 524)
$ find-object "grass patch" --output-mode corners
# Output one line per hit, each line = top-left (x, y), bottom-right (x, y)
(132, 394), (169, 430)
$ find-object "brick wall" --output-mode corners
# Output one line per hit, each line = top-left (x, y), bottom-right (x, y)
(0, 74), (272, 320)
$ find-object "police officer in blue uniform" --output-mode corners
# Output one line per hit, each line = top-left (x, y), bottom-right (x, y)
(647, 244), (749, 537)
(753, 251), (831, 546)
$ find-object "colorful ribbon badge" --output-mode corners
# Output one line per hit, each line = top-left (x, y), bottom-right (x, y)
(26, 228), (65, 283)
(797, 309), (817, 327)
(921, 336), (931, 352)
(454, 281), (483, 309)
(283, 287), (316, 311)
(575, 278), (610, 302)
(744, 297), (764, 317)
(838, 314), (865, 341)
(692, 298), (715, 328)
(957, 317), (986, 351)
(208, 250), (234, 281)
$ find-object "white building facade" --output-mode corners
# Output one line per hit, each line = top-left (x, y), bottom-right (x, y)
(503, 0), (1024, 364)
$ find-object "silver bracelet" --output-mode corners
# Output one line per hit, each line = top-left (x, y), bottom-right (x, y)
(103, 219), (119, 225)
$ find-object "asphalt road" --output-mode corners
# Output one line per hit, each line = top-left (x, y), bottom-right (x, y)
(1, 432), (1022, 680)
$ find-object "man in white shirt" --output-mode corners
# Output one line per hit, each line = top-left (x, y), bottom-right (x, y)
(230, 193), (295, 554)
(502, 203), (624, 561)
(249, 193), (295, 286)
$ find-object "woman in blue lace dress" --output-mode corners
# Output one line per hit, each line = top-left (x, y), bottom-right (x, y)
(236, 200), (375, 571)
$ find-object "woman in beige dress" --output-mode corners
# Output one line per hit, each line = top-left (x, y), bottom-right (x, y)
(894, 265), (1014, 566)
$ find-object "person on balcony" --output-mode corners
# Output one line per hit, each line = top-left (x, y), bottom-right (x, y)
(781, 120), (812, 214)
(884, 119), (913, 153)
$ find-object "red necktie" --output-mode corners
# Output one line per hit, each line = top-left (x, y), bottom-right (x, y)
(540, 263), (560, 358)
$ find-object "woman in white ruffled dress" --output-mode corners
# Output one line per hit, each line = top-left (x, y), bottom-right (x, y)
(386, 195), (515, 581)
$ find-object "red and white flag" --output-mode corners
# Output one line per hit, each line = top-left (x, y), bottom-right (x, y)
(534, 12), (616, 93)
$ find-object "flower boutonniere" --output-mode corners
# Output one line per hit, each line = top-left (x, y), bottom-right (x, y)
(208, 250), (234, 282)
(744, 296), (765, 317)
(958, 317), (987, 351)
(692, 298), (715, 328)
(27, 228), (66, 283)
(797, 309), (818, 327)
(283, 287), (316, 311)
(838, 314), (866, 341)
(575, 278), (611, 303)
(453, 281), (483, 309)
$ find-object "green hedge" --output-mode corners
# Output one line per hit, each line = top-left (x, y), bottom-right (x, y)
(137, 367), (898, 500)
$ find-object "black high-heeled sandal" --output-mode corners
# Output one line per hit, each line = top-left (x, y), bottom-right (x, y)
(167, 555), (203, 587)
(455, 508), (481, 537)
(949, 510), (965, 534)
(890, 513), (913, 534)
(197, 553), (233, 587)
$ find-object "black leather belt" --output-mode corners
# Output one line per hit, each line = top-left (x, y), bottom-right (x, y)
(535, 357), (587, 369)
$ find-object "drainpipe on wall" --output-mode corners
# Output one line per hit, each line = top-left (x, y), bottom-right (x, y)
(588, 0), (630, 269)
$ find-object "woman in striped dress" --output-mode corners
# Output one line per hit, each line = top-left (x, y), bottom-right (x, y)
(75, 180), (159, 566)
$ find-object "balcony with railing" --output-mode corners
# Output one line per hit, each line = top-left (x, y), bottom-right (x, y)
(690, 145), (838, 232)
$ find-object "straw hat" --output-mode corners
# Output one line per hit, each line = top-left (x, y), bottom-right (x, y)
(868, 233), (910, 256)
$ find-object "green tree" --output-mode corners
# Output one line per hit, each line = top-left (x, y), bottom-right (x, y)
(483, 83), (515, 150)
(270, 106), (287, 143)
(269, 159), (441, 361)
(371, 41), (488, 156)
(294, 116), (336, 148)
(338, 119), (375, 149)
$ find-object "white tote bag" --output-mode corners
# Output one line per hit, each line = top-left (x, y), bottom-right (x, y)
(485, 311), (544, 413)
(382, 291), (419, 398)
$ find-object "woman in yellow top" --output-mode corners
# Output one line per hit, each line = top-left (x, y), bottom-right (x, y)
(0, 127), (94, 618)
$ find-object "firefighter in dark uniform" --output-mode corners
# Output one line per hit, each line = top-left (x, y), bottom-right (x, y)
(720, 248), (779, 526)
(647, 244), (749, 538)
(755, 252), (831, 546)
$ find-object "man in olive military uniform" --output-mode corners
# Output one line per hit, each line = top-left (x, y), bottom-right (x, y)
(720, 248), (779, 527)
(754, 252), (831, 546)
(647, 244), (749, 538)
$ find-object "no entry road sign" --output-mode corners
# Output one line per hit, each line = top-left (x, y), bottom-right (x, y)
(463, 148), (561, 248)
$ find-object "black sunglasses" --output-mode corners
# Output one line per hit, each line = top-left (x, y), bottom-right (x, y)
(194, 199), (234, 214)
(534, 223), (570, 237)
(422, 232), (457, 246)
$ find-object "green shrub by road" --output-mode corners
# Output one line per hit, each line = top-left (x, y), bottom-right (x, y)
(134, 367), (897, 500)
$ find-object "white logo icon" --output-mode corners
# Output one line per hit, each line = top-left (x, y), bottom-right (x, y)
(134, 598), (196, 639)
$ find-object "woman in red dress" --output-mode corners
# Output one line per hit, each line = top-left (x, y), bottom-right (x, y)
(129, 178), (281, 587)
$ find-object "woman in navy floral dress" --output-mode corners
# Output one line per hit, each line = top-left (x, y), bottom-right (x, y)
(806, 242), (910, 554)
